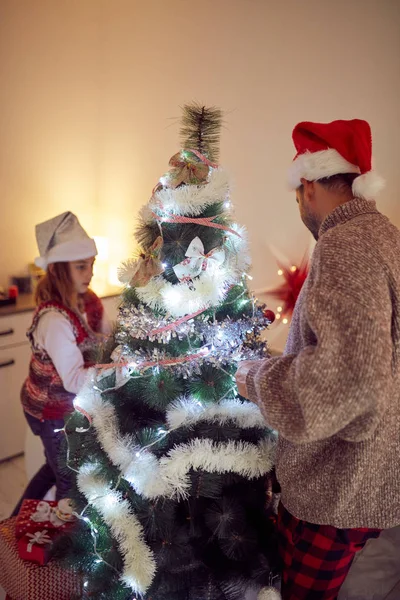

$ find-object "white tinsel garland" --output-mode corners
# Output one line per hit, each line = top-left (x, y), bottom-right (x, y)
(76, 379), (275, 500)
(166, 397), (268, 430)
(136, 269), (231, 317)
(77, 463), (156, 595)
(151, 168), (231, 216)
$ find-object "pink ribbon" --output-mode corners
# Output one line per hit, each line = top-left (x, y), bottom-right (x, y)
(182, 149), (218, 169)
(94, 349), (209, 372)
(149, 307), (206, 337)
(74, 403), (93, 428)
(152, 212), (241, 238)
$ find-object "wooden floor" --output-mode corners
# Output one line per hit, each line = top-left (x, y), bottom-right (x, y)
(0, 455), (27, 521)
(0, 455), (27, 600)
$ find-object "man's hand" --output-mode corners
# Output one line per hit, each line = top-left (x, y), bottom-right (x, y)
(235, 360), (260, 400)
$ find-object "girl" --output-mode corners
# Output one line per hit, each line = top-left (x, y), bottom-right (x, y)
(12, 212), (111, 515)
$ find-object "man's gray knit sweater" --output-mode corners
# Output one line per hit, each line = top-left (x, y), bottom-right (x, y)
(247, 198), (400, 529)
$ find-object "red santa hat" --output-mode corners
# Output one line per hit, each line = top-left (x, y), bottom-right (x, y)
(288, 119), (385, 200)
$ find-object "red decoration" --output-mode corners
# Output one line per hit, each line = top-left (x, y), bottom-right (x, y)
(263, 309), (276, 324)
(268, 253), (309, 321)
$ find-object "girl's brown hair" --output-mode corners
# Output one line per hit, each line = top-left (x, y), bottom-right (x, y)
(35, 262), (78, 309)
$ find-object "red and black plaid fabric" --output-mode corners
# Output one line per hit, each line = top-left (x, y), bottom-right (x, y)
(277, 503), (381, 600)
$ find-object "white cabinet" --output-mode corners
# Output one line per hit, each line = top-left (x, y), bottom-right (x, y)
(0, 331), (31, 461)
(0, 292), (120, 464)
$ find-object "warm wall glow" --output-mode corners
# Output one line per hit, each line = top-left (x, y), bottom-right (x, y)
(0, 0), (399, 356)
(94, 237), (109, 261)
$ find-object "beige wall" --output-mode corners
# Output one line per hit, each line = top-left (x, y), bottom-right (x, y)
(1, 0), (399, 342)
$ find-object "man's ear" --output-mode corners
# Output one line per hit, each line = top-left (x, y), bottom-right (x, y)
(301, 178), (316, 202)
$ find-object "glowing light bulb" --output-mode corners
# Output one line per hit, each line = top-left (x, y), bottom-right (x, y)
(282, 318), (289, 324)
(276, 313), (281, 320)
(277, 306), (283, 313)
(164, 287), (182, 305)
(162, 263), (168, 269)
(104, 493), (118, 509)
(277, 269), (283, 276)
(291, 266), (297, 272)
(135, 452), (141, 458)
(224, 201), (231, 209)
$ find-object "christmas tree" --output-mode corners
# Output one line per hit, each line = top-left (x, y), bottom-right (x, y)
(57, 104), (279, 600)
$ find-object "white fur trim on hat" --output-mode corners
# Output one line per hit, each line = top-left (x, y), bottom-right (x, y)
(35, 238), (97, 270)
(352, 171), (385, 201)
(288, 148), (360, 190)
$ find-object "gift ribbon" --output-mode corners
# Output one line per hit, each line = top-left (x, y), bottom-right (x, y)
(179, 149), (218, 169)
(149, 307), (206, 337)
(93, 348), (210, 373)
(74, 403), (93, 428)
(173, 236), (225, 282)
(152, 211), (241, 238)
(26, 530), (51, 552)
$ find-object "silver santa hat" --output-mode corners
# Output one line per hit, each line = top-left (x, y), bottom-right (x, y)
(34, 211), (97, 270)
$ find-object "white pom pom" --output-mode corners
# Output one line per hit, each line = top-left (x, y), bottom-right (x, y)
(258, 586), (282, 600)
(352, 170), (385, 201)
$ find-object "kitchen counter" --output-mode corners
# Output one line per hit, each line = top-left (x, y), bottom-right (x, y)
(0, 285), (122, 317)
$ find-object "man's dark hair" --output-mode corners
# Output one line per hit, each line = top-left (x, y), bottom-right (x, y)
(317, 173), (359, 194)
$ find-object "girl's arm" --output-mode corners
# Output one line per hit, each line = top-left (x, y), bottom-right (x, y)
(34, 311), (88, 394)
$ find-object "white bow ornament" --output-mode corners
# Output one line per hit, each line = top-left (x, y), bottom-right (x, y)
(26, 530), (52, 553)
(173, 237), (225, 282)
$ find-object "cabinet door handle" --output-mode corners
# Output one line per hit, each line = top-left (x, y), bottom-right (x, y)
(0, 359), (15, 369)
(0, 328), (14, 337)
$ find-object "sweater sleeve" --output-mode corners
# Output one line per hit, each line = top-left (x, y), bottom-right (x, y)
(246, 247), (393, 444)
(34, 311), (87, 394)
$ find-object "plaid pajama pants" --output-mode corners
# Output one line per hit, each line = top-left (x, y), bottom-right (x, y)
(277, 503), (381, 600)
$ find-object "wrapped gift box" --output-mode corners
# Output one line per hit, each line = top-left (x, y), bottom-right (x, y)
(15, 500), (72, 538)
(17, 530), (53, 566)
(0, 518), (81, 600)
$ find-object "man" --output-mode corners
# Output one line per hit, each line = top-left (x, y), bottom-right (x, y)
(236, 119), (400, 600)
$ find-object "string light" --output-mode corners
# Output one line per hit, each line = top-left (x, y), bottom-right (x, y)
(290, 265), (297, 272)
(277, 306), (283, 313)
(277, 269), (283, 276)
(275, 313), (281, 320)
(282, 318), (288, 324)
